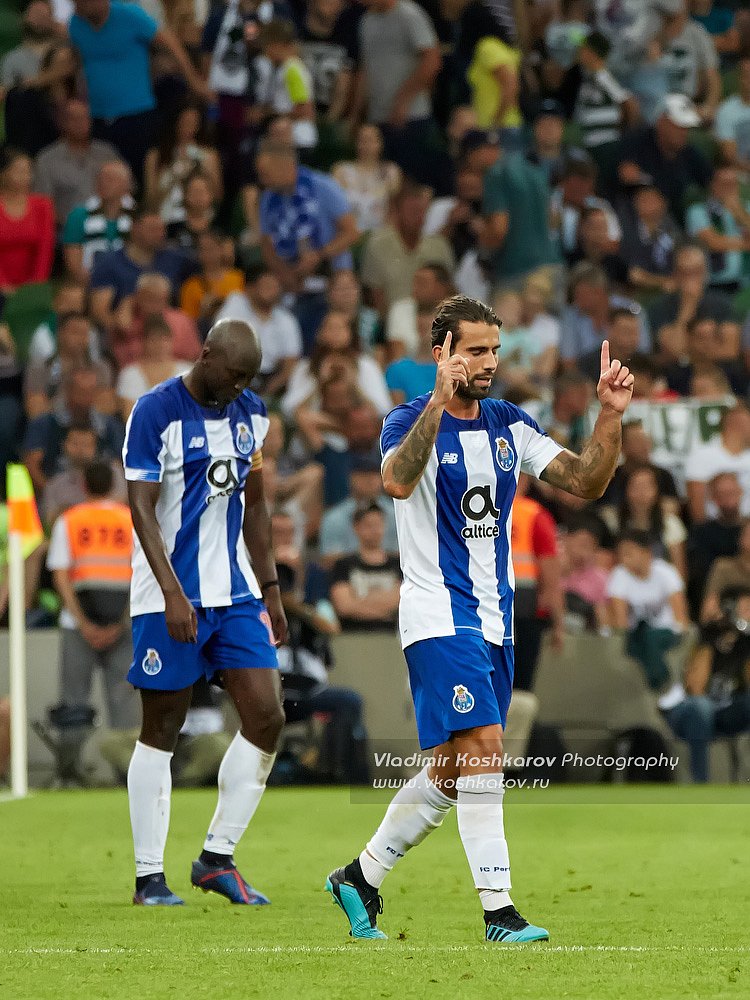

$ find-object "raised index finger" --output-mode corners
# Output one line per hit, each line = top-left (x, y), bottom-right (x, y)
(600, 339), (611, 377)
(440, 330), (453, 361)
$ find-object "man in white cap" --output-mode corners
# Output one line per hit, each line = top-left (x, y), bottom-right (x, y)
(617, 94), (713, 221)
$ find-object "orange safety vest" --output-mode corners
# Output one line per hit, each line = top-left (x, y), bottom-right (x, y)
(62, 501), (133, 587)
(511, 495), (540, 586)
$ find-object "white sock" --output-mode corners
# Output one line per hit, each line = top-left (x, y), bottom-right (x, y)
(203, 731), (276, 855)
(127, 740), (173, 878)
(456, 773), (513, 906)
(361, 765), (454, 888)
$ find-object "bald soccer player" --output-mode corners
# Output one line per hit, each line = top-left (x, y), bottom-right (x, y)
(122, 318), (288, 905)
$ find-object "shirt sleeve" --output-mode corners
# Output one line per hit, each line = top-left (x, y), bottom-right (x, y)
(122, 393), (168, 482)
(514, 411), (565, 479)
(284, 60), (311, 104)
(606, 565), (629, 600)
(62, 206), (87, 245)
(402, 0), (438, 51)
(685, 202), (711, 236)
(313, 173), (352, 221)
(128, 3), (159, 44)
(714, 100), (735, 142)
(657, 560), (684, 597)
(22, 415), (51, 455)
(46, 515), (72, 572)
(380, 400), (423, 468)
(482, 164), (510, 216)
(278, 312), (303, 358)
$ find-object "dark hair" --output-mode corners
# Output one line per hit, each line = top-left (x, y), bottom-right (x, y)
(244, 261), (274, 285)
(616, 463), (664, 542)
(56, 311), (89, 333)
(131, 203), (162, 223)
(553, 370), (590, 396)
(260, 18), (297, 46)
(582, 30), (611, 60)
(143, 314), (172, 338)
(353, 500), (384, 524)
(84, 460), (113, 498)
(64, 420), (95, 439)
(617, 528), (653, 551)
(156, 101), (210, 173)
(310, 311), (360, 378)
(0, 145), (29, 174)
(417, 262), (454, 289)
(608, 306), (639, 325)
(430, 295), (501, 350)
(627, 353), (658, 379)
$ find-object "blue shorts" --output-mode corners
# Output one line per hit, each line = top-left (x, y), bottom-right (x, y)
(404, 634), (514, 750)
(129, 598), (278, 691)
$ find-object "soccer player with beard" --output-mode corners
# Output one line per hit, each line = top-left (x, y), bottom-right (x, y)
(326, 295), (635, 942)
(123, 318), (287, 905)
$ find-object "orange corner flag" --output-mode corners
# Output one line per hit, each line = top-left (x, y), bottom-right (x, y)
(6, 464), (44, 558)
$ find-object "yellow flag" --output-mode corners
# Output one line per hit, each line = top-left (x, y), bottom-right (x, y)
(6, 464), (44, 558)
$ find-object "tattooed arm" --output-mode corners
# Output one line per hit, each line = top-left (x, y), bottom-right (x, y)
(383, 331), (469, 500)
(540, 341), (635, 500)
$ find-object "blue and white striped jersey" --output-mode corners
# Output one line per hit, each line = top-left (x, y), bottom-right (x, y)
(380, 394), (564, 649)
(123, 377), (270, 617)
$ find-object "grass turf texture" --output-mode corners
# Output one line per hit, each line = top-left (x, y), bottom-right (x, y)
(1, 786), (749, 1000)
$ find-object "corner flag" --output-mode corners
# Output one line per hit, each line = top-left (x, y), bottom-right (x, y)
(6, 464), (43, 557)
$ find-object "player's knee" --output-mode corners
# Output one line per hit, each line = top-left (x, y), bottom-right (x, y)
(139, 713), (184, 752)
(244, 700), (285, 747)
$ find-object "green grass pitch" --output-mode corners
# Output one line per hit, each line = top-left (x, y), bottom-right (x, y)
(2, 785), (749, 999)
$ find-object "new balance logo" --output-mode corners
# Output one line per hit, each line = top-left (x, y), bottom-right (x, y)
(441, 453), (458, 464)
(189, 436), (205, 448)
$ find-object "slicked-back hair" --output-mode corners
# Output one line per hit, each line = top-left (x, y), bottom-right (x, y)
(430, 295), (501, 351)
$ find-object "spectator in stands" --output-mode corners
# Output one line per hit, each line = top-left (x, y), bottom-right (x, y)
(714, 55), (750, 173)
(608, 528), (689, 692)
(282, 309), (391, 419)
(4, 42), (80, 158)
(559, 264), (648, 369)
(329, 501), (401, 631)
(22, 365), (125, 494)
(619, 180), (678, 295)
(549, 153), (620, 262)
(577, 306), (641, 385)
(421, 163), (485, 299)
(356, 0), (442, 188)
(89, 208), (188, 336)
(0, 147), (55, 301)
(24, 311), (115, 420)
(34, 99), (119, 227)
(660, 2), (721, 124)
(525, 370), (591, 453)
(687, 472), (744, 614)
(263, 411), (324, 542)
(298, 0), (360, 128)
(0, 319), (23, 478)
(567, 205), (628, 287)
(61, 159), (134, 284)
(69, 0), (212, 182)
(1, 1), (59, 88)
(46, 459), (137, 784)
(214, 263), (303, 397)
(685, 166), (750, 295)
(526, 98), (568, 187)
(255, 19), (318, 150)
(318, 450), (398, 564)
(700, 519), (750, 625)
(601, 464), (688, 579)
(573, 30), (638, 166)
(255, 139), (358, 349)
(164, 170), (218, 256)
(481, 134), (559, 293)
(331, 125), (401, 235)
(691, 0), (740, 58)
(461, 3), (522, 145)
(519, 272), (560, 382)
(665, 314), (747, 398)
(600, 419), (680, 508)
(561, 520), (611, 632)
(28, 281), (93, 365)
(41, 421), (94, 524)
(143, 102), (222, 224)
(686, 403), (750, 523)
(617, 93), (712, 222)
(116, 315), (191, 421)
(665, 588), (750, 784)
(362, 180), (454, 315)
(108, 271), (201, 370)
(179, 229), (244, 326)
(326, 269), (381, 352)
(385, 262), (453, 359)
(650, 244), (734, 366)
(385, 306), (437, 403)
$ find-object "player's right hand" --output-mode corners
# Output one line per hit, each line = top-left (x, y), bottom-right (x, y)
(165, 590), (198, 644)
(432, 331), (470, 407)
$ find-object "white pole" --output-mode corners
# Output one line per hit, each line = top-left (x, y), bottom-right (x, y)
(8, 531), (28, 798)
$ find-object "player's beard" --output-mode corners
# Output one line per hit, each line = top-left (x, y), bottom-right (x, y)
(455, 375), (492, 401)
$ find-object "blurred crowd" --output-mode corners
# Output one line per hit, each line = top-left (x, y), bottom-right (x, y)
(1, 0), (750, 786)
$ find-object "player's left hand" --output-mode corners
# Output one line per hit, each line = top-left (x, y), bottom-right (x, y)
(597, 340), (634, 415)
(265, 590), (288, 647)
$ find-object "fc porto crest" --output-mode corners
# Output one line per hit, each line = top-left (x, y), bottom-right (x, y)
(235, 421), (254, 455)
(495, 436), (515, 472)
(142, 648), (162, 676)
(452, 685), (475, 714)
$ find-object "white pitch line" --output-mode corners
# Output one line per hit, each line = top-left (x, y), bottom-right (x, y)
(5, 945), (750, 957)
